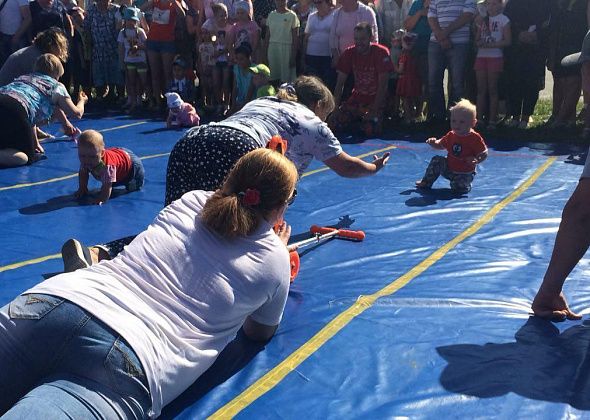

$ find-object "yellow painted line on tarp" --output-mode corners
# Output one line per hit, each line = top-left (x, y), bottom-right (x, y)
(208, 156), (557, 419)
(0, 254), (61, 273)
(99, 121), (147, 132)
(0, 146), (395, 273)
(0, 152), (169, 192)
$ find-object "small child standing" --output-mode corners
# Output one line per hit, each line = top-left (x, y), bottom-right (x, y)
(396, 32), (422, 124)
(197, 32), (216, 111)
(264, 0), (299, 83)
(202, 2), (233, 115)
(229, 44), (254, 114)
(386, 30), (403, 120)
(75, 130), (145, 205)
(228, 0), (260, 59)
(117, 7), (148, 113)
(250, 63), (276, 97)
(416, 99), (488, 194)
(167, 56), (196, 104)
(165, 92), (200, 128)
(474, 0), (510, 129)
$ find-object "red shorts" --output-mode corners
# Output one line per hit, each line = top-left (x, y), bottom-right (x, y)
(474, 56), (504, 73)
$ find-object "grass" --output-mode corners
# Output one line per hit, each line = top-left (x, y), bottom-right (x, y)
(384, 98), (588, 145)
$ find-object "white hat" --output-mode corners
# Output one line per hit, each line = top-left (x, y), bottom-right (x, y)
(165, 92), (183, 108)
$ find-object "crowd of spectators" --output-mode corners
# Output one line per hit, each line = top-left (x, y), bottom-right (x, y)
(0, 0), (588, 137)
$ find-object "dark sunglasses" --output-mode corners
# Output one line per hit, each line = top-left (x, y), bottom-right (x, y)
(286, 188), (297, 206)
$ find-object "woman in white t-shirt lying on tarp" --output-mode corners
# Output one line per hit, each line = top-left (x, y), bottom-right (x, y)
(0, 148), (297, 419)
(61, 74), (390, 271)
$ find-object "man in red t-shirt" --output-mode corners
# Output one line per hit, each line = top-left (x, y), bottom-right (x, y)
(329, 22), (394, 137)
(416, 99), (487, 193)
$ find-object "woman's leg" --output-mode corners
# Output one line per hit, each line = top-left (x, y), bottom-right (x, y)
(212, 65), (222, 106)
(558, 74), (582, 124)
(487, 71), (501, 124)
(551, 72), (564, 121)
(521, 77), (541, 122)
(126, 67), (137, 111)
(475, 69), (488, 122)
(0, 149), (28, 167)
(222, 66), (231, 108)
(161, 51), (176, 94)
(0, 295), (150, 418)
(147, 49), (163, 104)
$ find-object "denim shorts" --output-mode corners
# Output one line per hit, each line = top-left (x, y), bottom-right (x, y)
(116, 148), (145, 192)
(146, 40), (176, 54)
(0, 293), (152, 418)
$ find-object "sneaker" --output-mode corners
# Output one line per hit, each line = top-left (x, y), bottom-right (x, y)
(415, 179), (431, 189)
(61, 238), (92, 272)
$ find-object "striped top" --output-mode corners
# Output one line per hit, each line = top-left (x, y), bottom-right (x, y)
(428, 0), (476, 44)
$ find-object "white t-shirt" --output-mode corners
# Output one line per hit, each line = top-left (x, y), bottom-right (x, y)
(202, 18), (232, 63)
(0, 0), (28, 35)
(117, 27), (148, 63)
(217, 97), (343, 174)
(28, 190), (290, 418)
(476, 13), (510, 58)
(304, 9), (335, 57)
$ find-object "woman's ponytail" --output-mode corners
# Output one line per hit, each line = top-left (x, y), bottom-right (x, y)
(201, 149), (298, 238)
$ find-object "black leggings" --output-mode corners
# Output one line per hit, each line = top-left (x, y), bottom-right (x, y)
(99, 125), (260, 258)
(0, 94), (34, 159)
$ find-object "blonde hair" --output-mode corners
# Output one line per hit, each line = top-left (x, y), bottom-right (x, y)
(201, 149), (298, 238)
(277, 75), (335, 116)
(78, 130), (105, 150)
(33, 28), (69, 62)
(34, 53), (64, 79)
(211, 2), (228, 15)
(450, 98), (477, 119)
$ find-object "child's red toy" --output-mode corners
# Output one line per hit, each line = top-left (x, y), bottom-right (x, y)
(288, 225), (365, 282)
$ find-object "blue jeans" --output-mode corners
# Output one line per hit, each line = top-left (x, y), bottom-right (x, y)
(428, 41), (470, 120)
(0, 294), (151, 419)
(116, 148), (145, 192)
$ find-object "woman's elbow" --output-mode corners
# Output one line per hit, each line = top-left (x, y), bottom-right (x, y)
(71, 108), (84, 119)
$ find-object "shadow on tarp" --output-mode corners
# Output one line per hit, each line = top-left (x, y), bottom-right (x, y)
(19, 189), (131, 215)
(400, 188), (467, 207)
(437, 316), (590, 410)
(158, 329), (267, 419)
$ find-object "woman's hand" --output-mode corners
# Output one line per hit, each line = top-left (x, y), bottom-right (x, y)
(275, 221), (291, 246)
(372, 152), (390, 171)
(78, 91), (89, 103)
(62, 121), (77, 136)
(35, 143), (45, 154)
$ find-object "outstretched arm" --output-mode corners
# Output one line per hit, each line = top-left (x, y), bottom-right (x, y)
(324, 151), (389, 178)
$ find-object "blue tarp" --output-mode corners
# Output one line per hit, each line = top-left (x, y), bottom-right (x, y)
(1, 115), (589, 419)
